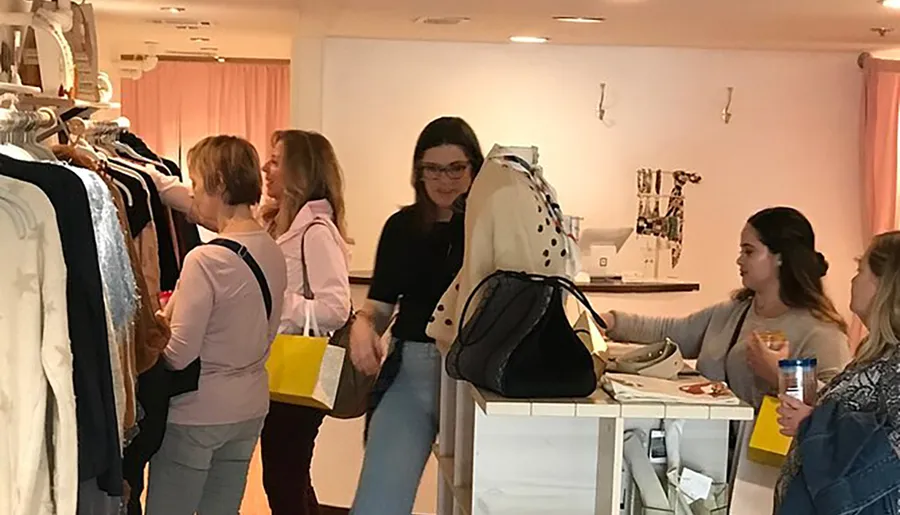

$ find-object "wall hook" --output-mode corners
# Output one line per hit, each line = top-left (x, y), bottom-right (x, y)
(722, 86), (734, 124)
(597, 82), (607, 121)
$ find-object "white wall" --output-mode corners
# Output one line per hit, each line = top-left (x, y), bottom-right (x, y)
(322, 38), (863, 320)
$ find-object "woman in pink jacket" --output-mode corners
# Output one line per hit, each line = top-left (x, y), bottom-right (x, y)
(148, 130), (352, 515)
(258, 130), (352, 515)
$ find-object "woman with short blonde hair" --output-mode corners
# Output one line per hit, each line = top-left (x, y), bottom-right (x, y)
(145, 135), (288, 515)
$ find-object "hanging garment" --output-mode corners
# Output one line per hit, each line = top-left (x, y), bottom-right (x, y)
(664, 171), (701, 268)
(110, 158), (179, 291)
(425, 145), (579, 352)
(68, 165), (139, 442)
(0, 176), (77, 515)
(117, 131), (201, 263)
(0, 155), (123, 497)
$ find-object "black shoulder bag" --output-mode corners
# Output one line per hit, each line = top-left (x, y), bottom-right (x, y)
(446, 270), (607, 398)
(168, 238), (273, 397)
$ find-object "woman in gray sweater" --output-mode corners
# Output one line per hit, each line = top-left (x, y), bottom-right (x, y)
(602, 207), (851, 408)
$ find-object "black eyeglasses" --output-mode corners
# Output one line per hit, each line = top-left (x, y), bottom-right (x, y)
(417, 161), (470, 181)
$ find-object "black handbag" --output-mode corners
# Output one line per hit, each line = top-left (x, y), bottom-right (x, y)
(446, 270), (607, 398)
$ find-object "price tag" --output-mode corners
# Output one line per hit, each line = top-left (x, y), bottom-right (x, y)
(679, 467), (713, 502)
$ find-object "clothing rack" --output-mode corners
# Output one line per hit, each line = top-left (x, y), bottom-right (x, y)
(0, 106), (57, 133)
(67, 116), (131, 138)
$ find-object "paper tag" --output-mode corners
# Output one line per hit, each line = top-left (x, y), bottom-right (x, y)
(678, 467), (713, 502)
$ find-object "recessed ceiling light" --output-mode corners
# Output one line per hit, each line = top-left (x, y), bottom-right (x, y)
(509, 36), (549, 44)
(553, 16), (605, 23)
(216, 56), (226, 63)
(161, 6), (185, 14)
(414, 16), (470, 25)
(880, 0), (900, 8)
(190, 37), (210, 43)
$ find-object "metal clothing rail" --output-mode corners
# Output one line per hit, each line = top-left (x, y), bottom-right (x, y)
(67, 116), (131, 137)
(0, 107), (57, 133)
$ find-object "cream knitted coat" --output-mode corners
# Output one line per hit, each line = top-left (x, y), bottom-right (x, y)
(426, 145), (579, 353)
(0, 177), (76, 515)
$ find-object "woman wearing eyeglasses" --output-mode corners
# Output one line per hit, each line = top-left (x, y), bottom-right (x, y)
(348, 117), (484, 515)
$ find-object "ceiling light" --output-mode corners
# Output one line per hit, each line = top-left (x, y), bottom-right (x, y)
(190, 37), (210, 43)
(880, 0), (900, 8)
(414, 16), (470, 25)
(162, 6), (185, 14)
(509, 36), (549, 44)
(553, 16), (605, 23)
(215, 56), (225, 63)
(871, 27), (895, 37)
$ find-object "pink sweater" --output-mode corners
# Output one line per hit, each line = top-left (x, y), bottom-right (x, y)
(165, 230), (287, 425)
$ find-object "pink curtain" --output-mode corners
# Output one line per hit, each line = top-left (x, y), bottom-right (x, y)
(121, 60), (290, 168)
(853, 57), (900, 350)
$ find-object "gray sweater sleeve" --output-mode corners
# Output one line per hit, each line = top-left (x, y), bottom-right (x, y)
(608, 303), (729, 359)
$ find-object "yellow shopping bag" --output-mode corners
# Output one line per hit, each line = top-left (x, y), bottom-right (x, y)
(747, 395), (793, 467)
(265, 301), (346, 410)
(266, 334), (345, 410)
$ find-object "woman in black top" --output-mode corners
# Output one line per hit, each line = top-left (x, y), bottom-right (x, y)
(349, 117), (484, 515)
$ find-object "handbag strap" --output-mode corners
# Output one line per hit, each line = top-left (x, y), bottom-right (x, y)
(298, 219), (331, 300)
(724, 302), (752, 384)
(297, 218), (353, 336)
(207, 238), (272, 320)
(456, 270), (608, 341)
(728, 303), (752, 353)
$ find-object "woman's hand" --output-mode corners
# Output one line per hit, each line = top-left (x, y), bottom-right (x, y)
(776, 394), (814, 436)
(349, 313), (384, 376)
(747, 331), (790, 388)
(598, 311), (616, 333)
(154, 310), (172, 342)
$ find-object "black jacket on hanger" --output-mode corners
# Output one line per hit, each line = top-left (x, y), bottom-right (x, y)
(110, 158), (179, 291)
(105, 164), (152, 238)
(0, 155), (123, 496)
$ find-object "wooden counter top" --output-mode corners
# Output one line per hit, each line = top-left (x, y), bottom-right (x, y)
(349, 272), (699, 294)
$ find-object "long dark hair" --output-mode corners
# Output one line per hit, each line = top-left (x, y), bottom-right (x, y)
(405, 116), (484, 230)
(734, 207), (847, 333)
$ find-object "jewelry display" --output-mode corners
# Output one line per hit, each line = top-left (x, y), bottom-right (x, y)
(634, 169), (702, 278)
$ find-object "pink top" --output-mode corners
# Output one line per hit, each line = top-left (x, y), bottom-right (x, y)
(277, 199), (351, 335)
(164, 230), (287, 425)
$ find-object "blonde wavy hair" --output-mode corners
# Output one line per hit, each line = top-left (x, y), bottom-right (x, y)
(855, 230), (900, 365)
(260, 130), (349, 241)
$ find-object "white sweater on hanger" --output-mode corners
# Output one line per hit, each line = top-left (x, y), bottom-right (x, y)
(425, 145), (578, 353)
(0, 177), (76, 515)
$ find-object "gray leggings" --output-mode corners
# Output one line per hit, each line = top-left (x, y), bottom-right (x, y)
(145, 417), (264, 515)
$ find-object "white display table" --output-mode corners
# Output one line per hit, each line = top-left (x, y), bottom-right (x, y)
(434, 372), (754, 515)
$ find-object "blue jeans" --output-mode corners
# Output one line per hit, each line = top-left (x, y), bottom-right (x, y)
(351, 341), (441, 515)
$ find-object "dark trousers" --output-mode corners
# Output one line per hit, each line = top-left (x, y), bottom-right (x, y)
(261, 401), (327, 515)
(124, 361), (171, 515)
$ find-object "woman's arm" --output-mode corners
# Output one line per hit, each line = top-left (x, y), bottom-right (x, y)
(162, 252), (214, 370)
(281, 224), (351, 334)
(142, 163), (219, 231)
(607, 303), (725, 359)
(349, 214), (404, 374)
